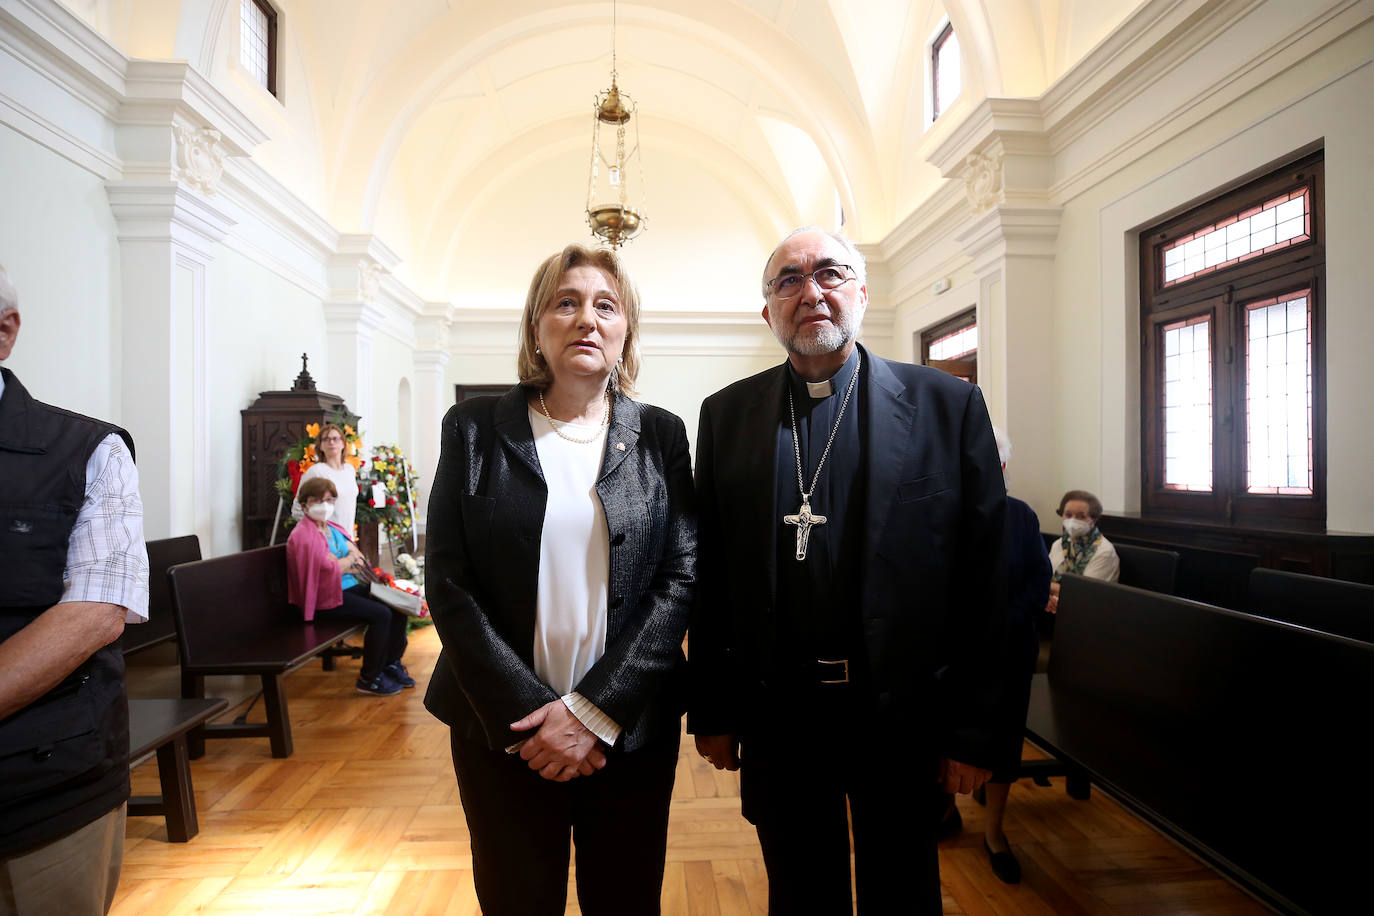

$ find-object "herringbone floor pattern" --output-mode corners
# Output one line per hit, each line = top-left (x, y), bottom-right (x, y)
(114, 626), (1266, 914)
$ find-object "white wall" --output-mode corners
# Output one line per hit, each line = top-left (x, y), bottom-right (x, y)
(1066, 21), (1374, 533)
(203, 245), (327, 556)
(0, 124), (120, 421)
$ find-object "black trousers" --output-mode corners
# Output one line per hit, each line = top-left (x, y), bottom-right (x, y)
(449, 724), (680, 916)
(740, 687), (944, 915)
(315, 584), (407, 680)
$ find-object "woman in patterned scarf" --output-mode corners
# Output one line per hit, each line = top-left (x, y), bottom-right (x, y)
(1045, 489), (1119, 615)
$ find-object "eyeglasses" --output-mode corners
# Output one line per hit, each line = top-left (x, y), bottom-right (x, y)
(765, 264), (857, 299)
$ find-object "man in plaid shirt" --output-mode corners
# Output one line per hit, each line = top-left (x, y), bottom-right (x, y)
(0, 262), (149, 915)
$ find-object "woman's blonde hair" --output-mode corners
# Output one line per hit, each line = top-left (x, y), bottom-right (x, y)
(516, 244), (641, 396)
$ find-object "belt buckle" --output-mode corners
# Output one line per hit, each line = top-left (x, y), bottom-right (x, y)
(818, 658), (849, 685)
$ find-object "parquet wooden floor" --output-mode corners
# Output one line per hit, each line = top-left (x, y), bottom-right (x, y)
(115, 626), (1268, 915)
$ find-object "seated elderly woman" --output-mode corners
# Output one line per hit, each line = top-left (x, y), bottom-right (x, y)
(1045, 489), (1119, 614)
(286, 477), (411, 696)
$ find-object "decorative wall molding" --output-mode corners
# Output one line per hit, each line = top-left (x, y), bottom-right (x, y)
(172, 124), (226, 195)
(414, 304), (457, 352)
(963, 151), (1005, 215)
(121, 60), (265, 156)
(0, 0), (126, 116)
(105, 180), (236, 261)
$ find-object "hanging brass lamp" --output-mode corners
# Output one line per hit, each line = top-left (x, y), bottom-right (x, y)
(586, 0), (646, 248)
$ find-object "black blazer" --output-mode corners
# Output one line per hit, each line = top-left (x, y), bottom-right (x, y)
(423, 386), (696, 753)
(689, 344), (1008, 766)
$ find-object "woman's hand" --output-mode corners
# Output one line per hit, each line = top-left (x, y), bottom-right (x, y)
(510, 700), (608, 782)
(335, 543), (366, 575)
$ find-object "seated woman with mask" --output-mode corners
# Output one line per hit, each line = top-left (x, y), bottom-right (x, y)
(1045, 489), (1119, 614)
(286, 477), (411, 696)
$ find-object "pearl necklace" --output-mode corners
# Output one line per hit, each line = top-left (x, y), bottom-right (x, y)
(537, 389), (611, 444)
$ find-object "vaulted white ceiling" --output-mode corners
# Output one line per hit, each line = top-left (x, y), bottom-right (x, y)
(72, 0), (1145, 302)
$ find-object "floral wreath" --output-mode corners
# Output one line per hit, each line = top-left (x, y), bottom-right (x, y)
(358, 443), (421, 545)
(274, 415), (364, 508)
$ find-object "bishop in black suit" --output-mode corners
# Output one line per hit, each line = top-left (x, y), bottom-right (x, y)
(689, 228), (1008, 914)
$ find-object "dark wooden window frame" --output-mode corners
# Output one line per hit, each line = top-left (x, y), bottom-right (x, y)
(920, 307), (977, 384)
(454, 384), (510, 404)
(1140, 152), (1325, 531)
(245, 0), (279, 98)
(931, 22), (955, 121)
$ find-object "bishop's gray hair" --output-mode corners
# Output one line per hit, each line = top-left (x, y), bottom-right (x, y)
(760, 226), (867, 299)
(993, 425), (1012, 466)
(0, 263), (17, 315)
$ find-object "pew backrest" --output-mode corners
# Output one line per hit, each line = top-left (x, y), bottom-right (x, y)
(1112, 542), (1179, 594)
(118, 534), (201, 656)
(1247, 567), (1374, 643)
(167, 544), (320, 671)
(1046, 573), (1374, 915)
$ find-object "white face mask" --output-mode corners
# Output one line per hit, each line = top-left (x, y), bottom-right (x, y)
(1062, 517), (1092, 540)
(306, 502), (333, 522)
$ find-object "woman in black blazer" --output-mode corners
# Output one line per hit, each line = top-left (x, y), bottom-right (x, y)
(424, 244), (695, 915)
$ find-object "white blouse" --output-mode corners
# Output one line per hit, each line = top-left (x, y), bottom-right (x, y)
(292, 461), (360, 536)
(528, 406), (621, 745)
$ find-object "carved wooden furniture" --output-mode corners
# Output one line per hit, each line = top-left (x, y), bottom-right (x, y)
(240, 356), (356, 551)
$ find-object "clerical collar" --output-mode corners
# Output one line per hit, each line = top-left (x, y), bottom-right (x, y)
(788, 348), (860, 400)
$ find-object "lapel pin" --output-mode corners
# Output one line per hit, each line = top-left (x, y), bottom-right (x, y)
(615, 442), (626, 451)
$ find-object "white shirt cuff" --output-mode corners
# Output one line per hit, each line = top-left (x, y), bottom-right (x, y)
(562, 692), (622, 746)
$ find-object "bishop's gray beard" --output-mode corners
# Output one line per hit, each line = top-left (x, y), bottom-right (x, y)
(770, 311), (858, 356)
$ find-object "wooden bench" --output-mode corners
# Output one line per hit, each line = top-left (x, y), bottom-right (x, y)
(167, 545), (365, 758)
(127, 697), (228, 841)
(1247, 566), (1374, 642)
(1023, 574), (1374, 915)
(116, 535), (202, 656)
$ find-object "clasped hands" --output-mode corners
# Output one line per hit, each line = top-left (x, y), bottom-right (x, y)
(510, 700), (608, 783)
(693, 735), (991, 795)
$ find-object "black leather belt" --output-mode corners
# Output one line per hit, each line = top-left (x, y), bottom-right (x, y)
(812, 658), (850, 685)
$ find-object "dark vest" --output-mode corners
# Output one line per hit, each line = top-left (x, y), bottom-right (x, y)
(0, 367), (135, 855)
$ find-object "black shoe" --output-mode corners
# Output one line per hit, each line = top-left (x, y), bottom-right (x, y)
(984, 839), (1022, 884)
(935, 804), (963, 840)
(355, 673), (403, 696)
(384, 662), (416, 688)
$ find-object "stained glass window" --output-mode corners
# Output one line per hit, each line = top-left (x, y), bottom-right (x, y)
(1245, 291), (1312, 494)
(927, 323), (977, 361)
(1140, 151), (1323, 529)
(1161, 316), (1213, 491)
(1161, 189), (1310, 287)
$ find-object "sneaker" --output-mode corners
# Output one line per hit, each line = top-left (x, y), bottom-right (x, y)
(384, 662), (416, 689)
(355, 672), (403, 696)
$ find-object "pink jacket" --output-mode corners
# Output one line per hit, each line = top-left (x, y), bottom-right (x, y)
(286, 520), (349, 621)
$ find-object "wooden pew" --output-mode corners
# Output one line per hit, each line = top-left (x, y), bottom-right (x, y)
(167, 545), (365, 758)
(1024, 574), (1374, 915)
(127, 697), (228, 841)
(116, 535), (201, 656)
(1247, 567), (1374, 643)
(1113, 541), (1179, 594)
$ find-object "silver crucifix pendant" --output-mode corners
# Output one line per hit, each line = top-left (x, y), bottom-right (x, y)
(783, 497), (827, 561)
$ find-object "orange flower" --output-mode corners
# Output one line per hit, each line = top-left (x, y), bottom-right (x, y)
(302, 444), (318, 465)
(346, 455), (364, 469)
(305, 422), (321, 438)
(344, 425), (356, 437)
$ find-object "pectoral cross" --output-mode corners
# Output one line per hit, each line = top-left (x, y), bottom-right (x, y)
(783, 497), (827, 561)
